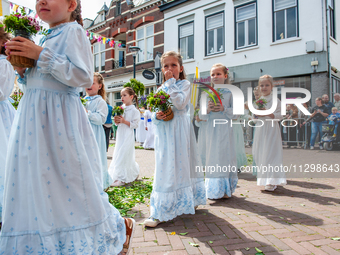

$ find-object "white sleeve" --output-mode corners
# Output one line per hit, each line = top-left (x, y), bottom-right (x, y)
(0, 59), (15, 101)
(129, 108), (140, 129)
(88, 99), (108, 125)
(160, 78), (191, 110)
(36, 25), (94, 88)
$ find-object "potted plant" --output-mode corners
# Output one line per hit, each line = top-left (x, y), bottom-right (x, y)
(112, 105), (124, 116)
(123, 78), (145, 96)
(0, 8), (48, 68)
(146, 91), (173, 121)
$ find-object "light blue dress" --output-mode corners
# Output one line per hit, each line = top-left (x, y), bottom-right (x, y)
(150, 78), (206, 222)
(0, 22), (126, 254)
(232, 117), (248, 169)
(85, 95), (110, 189)
(0, 55), (16, 222)
(202, 88), (238, 199)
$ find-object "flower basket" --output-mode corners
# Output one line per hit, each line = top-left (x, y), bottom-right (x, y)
(1, 8), (47, 68)
(163, 107), (174, 121)
(146, 90), (173, 122)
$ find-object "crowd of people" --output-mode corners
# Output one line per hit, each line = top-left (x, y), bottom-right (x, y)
(0, 0), (339, 254)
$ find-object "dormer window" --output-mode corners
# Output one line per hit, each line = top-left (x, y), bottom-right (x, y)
(116, 1), (121, 16)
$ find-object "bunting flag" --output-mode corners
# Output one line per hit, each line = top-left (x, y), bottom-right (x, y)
(0, 0), (3, 16)
(7, 1), (35, 16)
(85, 30), (124, 48)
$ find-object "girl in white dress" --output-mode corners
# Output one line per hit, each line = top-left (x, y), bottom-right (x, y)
(143, 51), (206, 227)
(203, 63), (238, 199)
(109, 87), (140, 187)
(252, 75), (286, 191)
(85, 72), (110, 190)
(3, 1), (135, 253)
(143, 106), (155, 149)
(0, 24), (16, 223)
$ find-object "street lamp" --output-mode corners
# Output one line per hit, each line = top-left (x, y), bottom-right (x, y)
(129, 46), (140, 79)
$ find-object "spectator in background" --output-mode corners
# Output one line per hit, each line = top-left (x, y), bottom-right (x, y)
(334, 93), (340, 111)
(322, 94), (335, 113)
(104, 100), (113, 151)
(304, 97), (330, 150)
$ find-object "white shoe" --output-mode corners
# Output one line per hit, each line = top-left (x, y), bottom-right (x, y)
(265, 185), (277, 191)
(110, 180), (125, 187)
(319, 145), (323, 150)
(310, 146), (314, 150)
(143, 217), (161, 227)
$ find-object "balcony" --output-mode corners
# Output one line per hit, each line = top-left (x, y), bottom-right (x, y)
(112, 57), (126, 69)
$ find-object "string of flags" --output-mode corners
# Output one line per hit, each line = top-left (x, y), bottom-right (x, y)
(86, 30), (125, 48)
(8, 1), (38, 18)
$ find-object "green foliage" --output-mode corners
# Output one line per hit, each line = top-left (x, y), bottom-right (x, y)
(10, 91), (23, 109)
(124, 78), (145, 96)
(146, 90), (172, 112)
(106, 179), (153, 216)
(80, 97), (87, 107)
(0, 8), (48, 36)
(208, 88), (224, 103)
(112, 106), (124, 116)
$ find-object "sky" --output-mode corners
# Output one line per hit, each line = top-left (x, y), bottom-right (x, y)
(7, 0), (108, 20)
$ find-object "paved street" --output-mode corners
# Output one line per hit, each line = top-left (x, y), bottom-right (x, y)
(108, 143), (340, 255)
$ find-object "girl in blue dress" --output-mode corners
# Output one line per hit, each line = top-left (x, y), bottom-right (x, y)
(0, 24), (16, 224)
(202, 63), (238, 199)
(3, 0), (135, 254)
(144, 51), (206, 227)
(85, 72), (110, 190)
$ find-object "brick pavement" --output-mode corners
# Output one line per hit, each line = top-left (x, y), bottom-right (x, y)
(107, 143), (340, 255)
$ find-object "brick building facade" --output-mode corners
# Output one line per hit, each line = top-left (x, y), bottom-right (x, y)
(85, 0), (165, 106)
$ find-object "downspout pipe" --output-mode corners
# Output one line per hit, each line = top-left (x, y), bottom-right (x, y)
(326, 0), (332, 98)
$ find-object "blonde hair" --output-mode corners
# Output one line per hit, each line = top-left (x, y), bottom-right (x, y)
(94, 72), (106, 101)
(0, 21), (11, 55)
(210, 63), (230, 84)
(161, 51), (186, 81)
(121, 87), (139, 110)
(258, 74), (274, 87)
(332, 107), (338, 111)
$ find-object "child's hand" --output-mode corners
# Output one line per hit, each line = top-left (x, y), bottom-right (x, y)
(208, 101), (215, 113)
(119, 116), (126, 125)
(214, 102), (224, 112)
(13, 66), (26, 78)
(164, 70), (174, 81)
(145, 127), (148, 131)
(156, 111), (166, 120)
(5, 37), (43, 61)
(114, 116), (121, 124)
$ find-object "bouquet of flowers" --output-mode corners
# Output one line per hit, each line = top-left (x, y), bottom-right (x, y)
(112, 105), (124, 116)
(138, 95), (147, 108)
(10, 91), (23, 109)
(255, 98), (267, 110)
(80, 97), (87, 107)
(0, 8), (48, 68)
(146, 91), (173, 121)
(194, 109), (200, 117)
(208, 88), (224, 105)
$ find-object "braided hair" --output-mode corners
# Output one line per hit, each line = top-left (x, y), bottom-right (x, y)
(70, 0), (83, 27)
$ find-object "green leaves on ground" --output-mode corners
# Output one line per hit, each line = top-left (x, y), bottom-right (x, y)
(106, 179), (153, 216)
(189, 242), (199, 247)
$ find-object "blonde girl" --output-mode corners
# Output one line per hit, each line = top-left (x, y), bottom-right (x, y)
(3, 0), (135, 253)
(144, 51), (206, 227)
(202, 63), (238, 199)
(85, 72), (110, 189)
(252, 75), (286, 191)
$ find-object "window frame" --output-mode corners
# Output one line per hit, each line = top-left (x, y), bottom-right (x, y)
(178, 21), (195, 60)
(234, 1), (258, 50)
(93, 42), (106, 73)
(205, 11), (225, 56)
(116, 1), (121, 16)
(272, 0), (299, 42)
(330, 0), (336, 39)
(136, 24), (154, 63)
